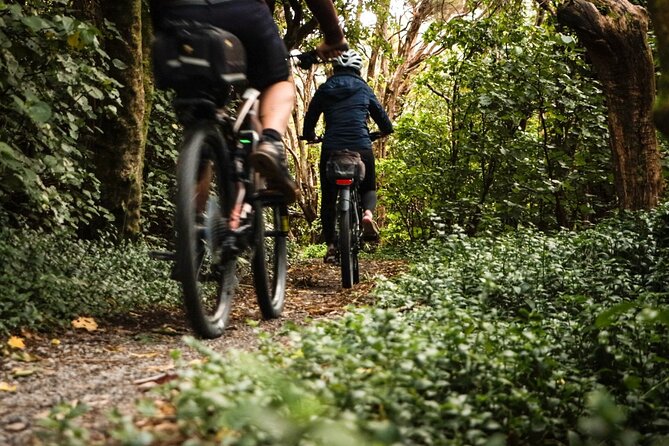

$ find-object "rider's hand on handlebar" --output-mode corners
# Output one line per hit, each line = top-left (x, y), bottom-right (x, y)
(300, 135), (322, 143)
(369, 131), (385, 142)
(316, 38), (349, 60)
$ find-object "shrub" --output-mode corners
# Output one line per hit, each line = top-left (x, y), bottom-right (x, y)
(0, 2), (120, 230)
(0, 229), (179, 335)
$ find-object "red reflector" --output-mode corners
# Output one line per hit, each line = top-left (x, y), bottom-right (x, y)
(335, 179), (353, 186)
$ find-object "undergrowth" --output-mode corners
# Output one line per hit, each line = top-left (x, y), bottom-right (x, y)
(0, 229), (180, 335)
(37, 206), (669, 445)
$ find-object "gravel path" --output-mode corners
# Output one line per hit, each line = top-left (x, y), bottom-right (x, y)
(0, 259), (405, 445)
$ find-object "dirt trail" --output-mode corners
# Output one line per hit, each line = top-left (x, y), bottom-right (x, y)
(0, 259), (405, 445)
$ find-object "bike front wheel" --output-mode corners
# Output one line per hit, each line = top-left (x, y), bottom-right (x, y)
(252, 198), (288, 318)
(175, 125), (236, 339)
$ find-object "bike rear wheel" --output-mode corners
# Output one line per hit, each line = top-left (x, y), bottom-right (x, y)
(338, 189), (354, 288)
(175, 125), (236, 339)
(252, 197), (288, 318)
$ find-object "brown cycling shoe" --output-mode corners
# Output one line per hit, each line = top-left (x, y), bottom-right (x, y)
(249, 140), (298, 204)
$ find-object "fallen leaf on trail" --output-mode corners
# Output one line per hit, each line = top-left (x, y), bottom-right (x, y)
(0, 382), (17, 392)
(134, 372), (178, 386)
(11, 351), (40, 363)
(72, 317), (98, 332)
(5, 422), (27, 432)
(103, 346), (125, 353)
(129, 352), (159, 358)
(151, 325), (180, 335)
(8, 336), (25, 350)
(12, 368), (37, 377)
(51, 339), (61, 346)
(144, 364), (175, 374)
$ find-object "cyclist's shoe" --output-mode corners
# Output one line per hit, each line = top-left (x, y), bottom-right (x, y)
(361, 214), (380, 241)
(249, 139), (298, 204)
(323, 245), (337, 264)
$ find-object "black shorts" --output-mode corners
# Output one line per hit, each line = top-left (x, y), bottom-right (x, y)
(159, 0), (290, 90)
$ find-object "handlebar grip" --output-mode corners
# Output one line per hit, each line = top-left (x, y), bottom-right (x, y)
(295, 51), (320, 70)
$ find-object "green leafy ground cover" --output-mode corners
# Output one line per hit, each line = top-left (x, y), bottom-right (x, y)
(39, 207), (669, 445)
(0, 230), (179, 335)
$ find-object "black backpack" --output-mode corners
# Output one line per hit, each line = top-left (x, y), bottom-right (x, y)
(152, 21), (247, 103)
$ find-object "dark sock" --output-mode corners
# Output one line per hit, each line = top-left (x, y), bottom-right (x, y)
(262, 128), (282, 142)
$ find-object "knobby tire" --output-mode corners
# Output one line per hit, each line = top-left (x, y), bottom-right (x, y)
(175, 125), (236, 339)
(252, 198), (288, 318)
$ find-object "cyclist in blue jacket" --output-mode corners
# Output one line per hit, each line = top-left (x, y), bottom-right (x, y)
(302, 50), (393, 263)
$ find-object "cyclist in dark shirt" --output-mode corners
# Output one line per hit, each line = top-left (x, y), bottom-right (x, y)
(149, 0), (347, 204)
(302, 50), (393, 263)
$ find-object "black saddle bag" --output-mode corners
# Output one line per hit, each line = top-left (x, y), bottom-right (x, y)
(152, 21), (247, 102)
(326, 150), (366, 183)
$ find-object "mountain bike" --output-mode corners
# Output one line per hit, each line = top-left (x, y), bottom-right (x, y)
(302, 133), (382, 288)
(151, 22), (288, 338)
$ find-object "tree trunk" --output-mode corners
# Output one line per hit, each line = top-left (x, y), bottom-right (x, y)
(648, 0), (669, 139)
(95, 1), (148, 237)
(557, 0), (662, 210)
(71, 0), (148, 237)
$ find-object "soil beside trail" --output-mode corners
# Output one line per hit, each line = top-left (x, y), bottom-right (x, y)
(0, 258), (405, 446)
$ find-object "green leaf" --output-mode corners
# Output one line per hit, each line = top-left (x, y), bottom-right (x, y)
(560, 34), (574, 45)
(595, 301), (636, 328)
(27, 101), (52, 124)
(112, 59), (128, 70)
(21, 16), (49, 32)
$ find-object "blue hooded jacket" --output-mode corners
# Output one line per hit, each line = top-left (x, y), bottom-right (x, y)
(302, 71), (393, 151)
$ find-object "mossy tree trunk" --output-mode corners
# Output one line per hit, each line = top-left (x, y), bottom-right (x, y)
(72, 0), (149, 238)
(648, 0), (669, 139)
(557, 0), (663, 210)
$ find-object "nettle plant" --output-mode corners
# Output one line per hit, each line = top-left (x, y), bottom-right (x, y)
(0, 2), (120, 229)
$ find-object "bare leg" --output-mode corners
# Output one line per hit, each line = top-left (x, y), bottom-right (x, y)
(250, 79), (298, 204)
(258, 80), (295, 134)
(196, 162), (213, 215)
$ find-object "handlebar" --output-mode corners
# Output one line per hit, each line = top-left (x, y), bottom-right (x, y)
(291, 43), (349, 70)
(299, 132), (386, 144)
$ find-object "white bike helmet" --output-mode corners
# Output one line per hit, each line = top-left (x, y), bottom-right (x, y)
(333, 50), (363, 71)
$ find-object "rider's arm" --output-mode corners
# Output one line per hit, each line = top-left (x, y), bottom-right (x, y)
(305, 0), (345, 45)
(305, 0), (347, 58)
(368, 90), (393, 136)
(303, 90), (325, 141)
